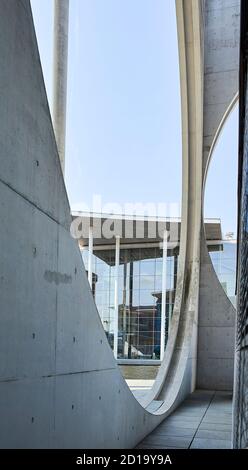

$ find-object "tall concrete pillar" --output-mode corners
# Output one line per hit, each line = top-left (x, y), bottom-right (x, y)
(53, 0), (69, 175)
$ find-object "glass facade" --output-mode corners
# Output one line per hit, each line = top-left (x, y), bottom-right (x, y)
(209, 242), (237, 307)
(117, 248), (177, 359)
(82, 239), (237, 361)
(82, 246), (178, 359)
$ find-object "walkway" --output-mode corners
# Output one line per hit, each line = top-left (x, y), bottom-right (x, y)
(126, 379), (154, 402)
(137, 390), (233, 449)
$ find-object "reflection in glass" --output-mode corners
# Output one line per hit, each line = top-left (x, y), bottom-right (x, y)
(82, 240), (236, 360)
(209, 242), (237, 307)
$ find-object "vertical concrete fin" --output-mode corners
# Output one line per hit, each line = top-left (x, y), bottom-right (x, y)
(0, 0), (71, 228)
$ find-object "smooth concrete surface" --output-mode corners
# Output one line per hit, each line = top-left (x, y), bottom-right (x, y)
(137, 390), (233, 449)
(197, 239), (236, 390)
(0, 0), (240, 449)
(53, 0), (69, 174)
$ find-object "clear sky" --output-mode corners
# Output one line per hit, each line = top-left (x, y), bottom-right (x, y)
(31, 0), (238, 238)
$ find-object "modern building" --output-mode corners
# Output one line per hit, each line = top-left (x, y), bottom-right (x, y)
(72, 212), (237, 363)
(0, 0), (244, 451)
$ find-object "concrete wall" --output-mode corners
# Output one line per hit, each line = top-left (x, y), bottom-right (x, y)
(197, 239), (236, 390)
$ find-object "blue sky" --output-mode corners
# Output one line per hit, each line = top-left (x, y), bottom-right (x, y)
(31, 0), (238, 238)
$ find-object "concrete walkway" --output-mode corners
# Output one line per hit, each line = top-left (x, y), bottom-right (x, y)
(126, 379), (154, 402)
(137, 390), (233, 449)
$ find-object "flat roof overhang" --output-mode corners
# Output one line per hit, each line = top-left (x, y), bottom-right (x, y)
(71, 212), (222, 246)
(71, 212), (223, 265)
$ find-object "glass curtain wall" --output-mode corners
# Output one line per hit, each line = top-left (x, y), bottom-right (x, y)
(82, 246), (177, 359)
(117, 247), (176, 359)
(209, 242), (237, 307)
(82, 241), (236, 359)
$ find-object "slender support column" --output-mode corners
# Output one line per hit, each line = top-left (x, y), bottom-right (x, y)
(173, 252), (178, 291)
(160, 230), (168, 361)
(122, 262), (127, 358)
(171, 251), (178, 321)
(53, 0), (70, 175)
(128, 261), (133, 359)
(114, 236), (120, 359)
(88, 226), (93, 289)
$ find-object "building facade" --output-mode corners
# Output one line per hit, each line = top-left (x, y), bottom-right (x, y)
(72, 213), (237, 362)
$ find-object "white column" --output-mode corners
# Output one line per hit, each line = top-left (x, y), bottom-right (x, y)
(88, 225), (93, 288)
(53, 0), (70, 175)
(160, 230), (168, 361)
(114, 236), (120, 359)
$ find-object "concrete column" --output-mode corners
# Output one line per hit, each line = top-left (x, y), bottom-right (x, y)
(172, 252), (178, 316)
(122, 262), (127, 358)
(160, 230), (168, 361)
(114, 236), (120, 358)
(88, 225), (93, 289)
(53, 0), (69, 175)
(128, 261), (133, 359)
(173, 251), (177, 290)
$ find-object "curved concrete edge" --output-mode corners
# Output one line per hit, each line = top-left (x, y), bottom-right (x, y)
(141, 0), (204, 412)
